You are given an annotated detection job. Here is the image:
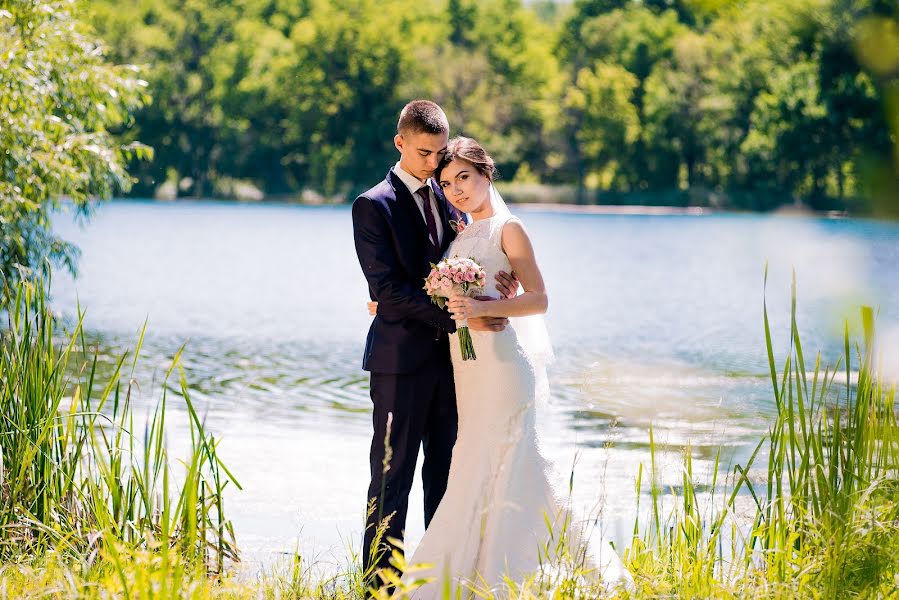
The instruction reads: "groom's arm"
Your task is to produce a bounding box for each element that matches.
[352,196,457,332]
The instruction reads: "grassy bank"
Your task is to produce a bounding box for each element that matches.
[1,273,896,598]
[0,277,240,577]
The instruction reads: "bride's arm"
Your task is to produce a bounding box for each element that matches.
[447,220,547,320]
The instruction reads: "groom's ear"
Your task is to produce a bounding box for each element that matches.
[394,134,404,154]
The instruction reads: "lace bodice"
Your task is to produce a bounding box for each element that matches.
[444,214,517,300]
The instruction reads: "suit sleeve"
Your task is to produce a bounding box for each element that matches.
[352,196,456,333]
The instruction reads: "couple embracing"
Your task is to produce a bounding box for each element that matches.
[352,101,631,597]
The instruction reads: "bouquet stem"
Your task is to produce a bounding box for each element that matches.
[457,326,476,361]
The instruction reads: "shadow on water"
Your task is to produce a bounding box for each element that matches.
[66,320,779,461]
[61,328,373,425]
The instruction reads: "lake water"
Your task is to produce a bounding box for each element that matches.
[49,200,899,574]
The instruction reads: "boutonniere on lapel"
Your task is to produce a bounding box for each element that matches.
[449,219,467,234]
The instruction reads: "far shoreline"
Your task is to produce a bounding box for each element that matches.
[514,203,852,218]
[513,203,711,216]
[98,196,854,219]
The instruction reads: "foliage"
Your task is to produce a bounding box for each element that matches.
[78,0,898,212]
[0,0,150,285]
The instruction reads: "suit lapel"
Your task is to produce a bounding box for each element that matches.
[387,169,448,264]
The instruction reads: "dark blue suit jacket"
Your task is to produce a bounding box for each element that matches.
[352,169,464,374]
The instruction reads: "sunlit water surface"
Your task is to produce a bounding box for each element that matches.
[49,201,899,574]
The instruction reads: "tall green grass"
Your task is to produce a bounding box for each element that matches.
[625,271,899,598]
[1,271,896,599]
[0,276,240,574]
[752,271,899,595]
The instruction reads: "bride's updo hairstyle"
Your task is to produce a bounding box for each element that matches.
[435,136,498,183]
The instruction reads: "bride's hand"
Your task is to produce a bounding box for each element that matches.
[461,295,508,331]
[447,295,486,321]
[367,301,378,316]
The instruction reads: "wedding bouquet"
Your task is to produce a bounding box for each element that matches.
[424,256,487,360]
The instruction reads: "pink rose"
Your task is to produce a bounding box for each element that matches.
[465,271,475,282]
[453,272,464,283]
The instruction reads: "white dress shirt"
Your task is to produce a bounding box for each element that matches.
[393,162,444,246]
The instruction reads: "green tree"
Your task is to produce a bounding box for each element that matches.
[563,63,640,200]
[852,2,899,214]
[557,0,629,69]
[643,31,717,192]
[558,5,686,192]
[91,0,411,198]
[731,0,893,209]
[77,0,896,213]
[89,0,241,198]
[0,0,150,286]
[698,2,788,199]
[816,0,897,210]
[273,0,410,196]
[411,0,560,183]
[741,61,830,206]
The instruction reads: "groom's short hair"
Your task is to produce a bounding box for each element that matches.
[397,100,449,136]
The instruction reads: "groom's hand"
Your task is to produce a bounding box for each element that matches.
[468,295,508,332]
[495,271,519,299]
[367,301,378,316]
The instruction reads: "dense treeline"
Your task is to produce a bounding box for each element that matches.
[89,0,898,211]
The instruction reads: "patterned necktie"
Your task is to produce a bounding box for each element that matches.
[416,185,440,249]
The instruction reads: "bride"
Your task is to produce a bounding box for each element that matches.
[372,137,632,597]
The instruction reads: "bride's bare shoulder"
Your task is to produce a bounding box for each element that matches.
[499,217,534,254]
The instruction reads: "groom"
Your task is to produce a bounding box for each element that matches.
[351,100,513,582]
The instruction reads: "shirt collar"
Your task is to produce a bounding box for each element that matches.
[393,162,431,197]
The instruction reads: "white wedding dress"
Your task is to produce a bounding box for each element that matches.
[405,212,632,598]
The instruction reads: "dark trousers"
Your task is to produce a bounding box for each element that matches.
[362,345,457,581]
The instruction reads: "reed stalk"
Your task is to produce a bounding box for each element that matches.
[0,276,240,573]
